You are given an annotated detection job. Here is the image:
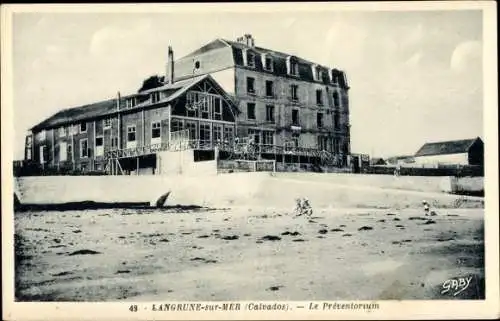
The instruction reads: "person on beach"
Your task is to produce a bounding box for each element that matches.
[423,200,430,216]
[294,197,313,218]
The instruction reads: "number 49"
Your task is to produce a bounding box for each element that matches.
[129,305,138,312]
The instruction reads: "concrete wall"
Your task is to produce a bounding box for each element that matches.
[414,153,469,165]
[16,173,268,207]
[15,172,483,210]
[156,150,217,176]
[274,172,453,193]
[450,176,484,193]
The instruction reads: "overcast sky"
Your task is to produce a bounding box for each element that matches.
[11,7,484,159]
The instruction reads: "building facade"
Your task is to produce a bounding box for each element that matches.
[25,71,238,174]
[173,34,351,165]
[24,35,353,173]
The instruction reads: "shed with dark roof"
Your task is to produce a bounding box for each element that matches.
[414,137,483,166]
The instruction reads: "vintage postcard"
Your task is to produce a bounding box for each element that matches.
[2,1,499,320]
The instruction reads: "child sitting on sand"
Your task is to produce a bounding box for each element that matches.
[294,197,313,218]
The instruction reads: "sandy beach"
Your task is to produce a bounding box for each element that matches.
[15,199,484,301]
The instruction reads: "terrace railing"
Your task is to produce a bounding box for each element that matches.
[104,139,337,163]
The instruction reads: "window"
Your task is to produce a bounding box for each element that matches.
[331,74,339,85]
[185,122,197,140]
[213,124,223,142]
[80,139,88,158]
[200,123,211,142]
[247,51,255,68]
[59,142,67,162]
[127,125,136,142]
[103,118,112,129]
[316,89,324,106]
[111,137,118,149]
[290,61,299,76]
[266,105,275,123]
[151,121,161,139]
[38,130,46,141]
[171,119,184,133]
[125,97,136,108]
[317,112,324,128]
[265,80,274,97]
[317,69,323,81]
[39,146,46,164]
[80,122,87,133]
[334,113,340,130]
[213,98,222,120]
[263,131,274,145]
[247,77,255,94]
[224,126,234,143]
[58,127,66,137]
[151,92,161,103]
[290,84,299,101]
[318,136,328,151]
[334,139,340,154]
[332,92,340,108]
[264,56,273,71]
[95,136,104,157]
[67,144,72,156]
[248,129,260,144]
[200,97,210,119]
[247,103,256,120]
[292,109,300,126]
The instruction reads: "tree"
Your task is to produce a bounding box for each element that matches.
[138,75,165,93]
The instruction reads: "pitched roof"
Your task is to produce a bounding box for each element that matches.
[414,138,481,157]
[31,74,235,131]
[181,39,229,59]
[31,99,117,131]
[178,38,349,87]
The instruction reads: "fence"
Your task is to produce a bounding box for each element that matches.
[365,164,484,177]
[218,159,276,173]
[13,161,106,177]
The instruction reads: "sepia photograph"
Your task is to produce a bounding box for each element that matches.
[2,2,498,320]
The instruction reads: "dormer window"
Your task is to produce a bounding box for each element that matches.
[246,51,256,68]
[286,56,299,76]
[290,60,299,76]
[262,54,274,71]
[312,65,324,82]
[317,69,323,82]
[151,91,161,103]
[125,97,136,108]
[330,69,339,85]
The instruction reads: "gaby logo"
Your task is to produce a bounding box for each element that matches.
[441,276,473,296]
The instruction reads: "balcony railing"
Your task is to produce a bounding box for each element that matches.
[104,140,341,161]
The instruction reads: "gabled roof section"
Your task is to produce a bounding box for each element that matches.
[31,99,117,131]
[180,39,231,59]
[31,74,238,131]
[414,138,481,157]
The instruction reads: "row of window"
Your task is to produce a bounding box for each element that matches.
[171,119,235,142]
[246,77,342,107]
[246,103,342,129]
[243,51,343,85]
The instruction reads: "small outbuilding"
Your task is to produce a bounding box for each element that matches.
[414,137,483,166]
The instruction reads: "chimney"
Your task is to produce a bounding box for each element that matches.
[167,46,174,84]
[116,91,121,110]
[237,34,255,47]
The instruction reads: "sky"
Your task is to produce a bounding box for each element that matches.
[10,7,484,159]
